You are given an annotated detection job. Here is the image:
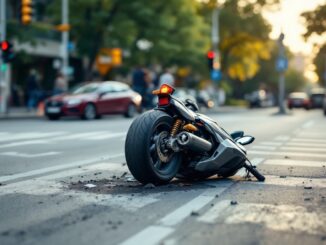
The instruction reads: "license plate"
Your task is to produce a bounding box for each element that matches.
[46,107,60,113]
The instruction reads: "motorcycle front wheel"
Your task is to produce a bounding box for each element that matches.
[125,110,181,185]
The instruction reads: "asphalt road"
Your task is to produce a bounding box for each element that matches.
[0,107,325,245]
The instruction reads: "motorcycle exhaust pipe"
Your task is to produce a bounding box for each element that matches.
[177,132,212,152]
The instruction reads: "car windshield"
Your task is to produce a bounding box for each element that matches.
[71,83,99,94]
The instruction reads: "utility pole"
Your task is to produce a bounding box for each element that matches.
[277,33,287,115]
[0,0,7,114]
[61,0,69,82]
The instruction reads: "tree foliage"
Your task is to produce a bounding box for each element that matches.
[301,3,326,85]
[302,4,326,39]
[200,0,276,81]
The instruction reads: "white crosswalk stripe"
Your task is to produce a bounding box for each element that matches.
[0,131,127,149]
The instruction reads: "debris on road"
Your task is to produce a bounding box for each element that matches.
[84,183,97,188]
[190,211,199,216]
[230,200,238,205]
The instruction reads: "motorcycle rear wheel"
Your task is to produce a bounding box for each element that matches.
[125,110,181,185]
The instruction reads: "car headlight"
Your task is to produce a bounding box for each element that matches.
[66,99,82,106]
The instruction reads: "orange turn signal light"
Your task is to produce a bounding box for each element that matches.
[152,84,175,95]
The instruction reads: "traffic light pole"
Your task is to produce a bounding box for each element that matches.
[61,0,69,83]
[0,0,8,114]
[277,33,286,115]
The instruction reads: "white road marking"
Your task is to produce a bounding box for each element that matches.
[121,182,233,245]
[0,132,66,142]
[120,226,174,245]
[260,142,283,146]
[197,199,230,223]
[51,132,109,141]
[280,146,326,153]
[0,151,61,158]
[251,145,276,151]
[0,153,124,183]
[263,159,326,168]
[274,136,290,141]
[285,142,326,148]
[224,202,326,235]
[0,139,51,149]
[291,138,326,144]
[301,120,315,129]
[249,150,326,159]
[87,132,126,140]
[255,175,326,188]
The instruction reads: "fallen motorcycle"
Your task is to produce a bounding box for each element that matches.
[125,84,265,184]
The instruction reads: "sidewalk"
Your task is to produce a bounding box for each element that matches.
[0,107,43,120]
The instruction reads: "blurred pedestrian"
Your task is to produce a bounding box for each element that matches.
[26,69,41,111]
[132,66,147,110]
[159,68,175,87]
[53,73,68,95]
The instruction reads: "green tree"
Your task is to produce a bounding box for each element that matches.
[302,4,326,38]
[47,0,210,78]
[301,3,326,85]
[199,0,278,81]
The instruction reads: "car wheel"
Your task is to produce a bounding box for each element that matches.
[124,104,136,118]
[82,103,97,120]
[47,114,60,120]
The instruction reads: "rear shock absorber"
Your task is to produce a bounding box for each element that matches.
[170,119,182,137]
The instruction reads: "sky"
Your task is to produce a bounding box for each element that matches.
[263,0,326,82]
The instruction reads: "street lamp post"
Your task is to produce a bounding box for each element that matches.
[61,0,69,82]
[277,33,287,114]
[0,0,7,114]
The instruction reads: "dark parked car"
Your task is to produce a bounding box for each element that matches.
[246,90,275,108]
[45,81,142,120]
[287,92,310,110]
[309,88,325,108]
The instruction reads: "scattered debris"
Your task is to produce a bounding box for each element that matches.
[230,200,238,205]
[190,211,199,216]
[144,183,155,189]
[84,183,97,188]
[304,186,313,190]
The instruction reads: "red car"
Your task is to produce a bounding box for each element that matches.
[287,92,310,110]
[45,81,142,120]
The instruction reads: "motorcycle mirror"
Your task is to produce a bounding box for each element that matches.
[236,136,255,145]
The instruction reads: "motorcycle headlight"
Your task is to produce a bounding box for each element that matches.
[66,99,82,106]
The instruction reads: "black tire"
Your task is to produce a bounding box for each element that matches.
[47,114,60,120]
[82,103,97,120]
[125,110,181,185]
[124,103,136,118]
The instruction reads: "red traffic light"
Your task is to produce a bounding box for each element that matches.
[1,41,9,51]
[207,51,215,59]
